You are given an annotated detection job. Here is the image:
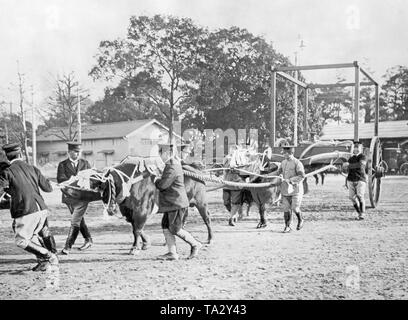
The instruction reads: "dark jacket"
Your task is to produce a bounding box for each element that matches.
[0,159,52,219]
[347,154,367,182]
[57,158,91,204]
[155,158,189,212]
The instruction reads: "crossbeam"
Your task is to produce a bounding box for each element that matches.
[274,62,355,72]
[308,81,374,89]
[276,71,307,88]
[360,67,378,86]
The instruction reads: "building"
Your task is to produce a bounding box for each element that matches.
[320,120,408,172]
[36,119,181,169]
[320,120,408,145]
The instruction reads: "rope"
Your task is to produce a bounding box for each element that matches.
[0,192,10,202]
[183,169,282,188]
[234,168,280,179]
[184,163,339,189]
[304,164,338,178]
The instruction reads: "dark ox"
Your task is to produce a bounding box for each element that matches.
[81,160,213,255]
[220,153,281,228]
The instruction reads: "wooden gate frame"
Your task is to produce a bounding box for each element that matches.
[269,61,380,147]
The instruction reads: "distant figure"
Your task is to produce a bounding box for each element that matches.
[277,143,305,233]
[342,140,367,220]
[0,143,58,272]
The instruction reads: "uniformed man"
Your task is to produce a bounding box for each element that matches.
[342,141,367,220]
[148,143,202,260]
[0,143,58,271]
[57,142,93,254]
[222,170,245,227]
[277,144,305,233]
[221,147,247,226]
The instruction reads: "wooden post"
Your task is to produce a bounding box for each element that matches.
[294,71,298,146]
[4,122,9,144]
[354,63,360,142]
[374,84,379,136]
[31,86,36,166]
[270,71,276,147]
[77,86,81,143]
[303,88,309,141]
[275,62,355,72]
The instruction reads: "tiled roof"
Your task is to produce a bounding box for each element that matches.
[37,119,155,142]
[321,120,408,140]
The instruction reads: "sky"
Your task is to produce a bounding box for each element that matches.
[0,0,407,115]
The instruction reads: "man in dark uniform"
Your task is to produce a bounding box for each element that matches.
[148,143,202,260]
[0,160,10,209]
[343,141,367,220]
[57,142,93,254]
[0,143,58,271]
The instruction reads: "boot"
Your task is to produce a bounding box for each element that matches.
[353,203,361,214]
[24,242,57,271]
[358,198,365,220]
[256,207,267,229]
[61,226,80,255]
[238,205,244,221]
[42,236,58,254]
[295,211,304,230]
[176,229,202,259]
[158,229,179,260]
[353,203,363,220]
[283,211,292,233]
[228,204,240,226]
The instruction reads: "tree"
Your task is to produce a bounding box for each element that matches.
[380,66,408,120]
[15,61,31,162]
[43,72,91,141]
[0,111,32,150]
[187,26,297,146]
[90,15,207,141]
[86,72,167,124]
[313,77,353,126]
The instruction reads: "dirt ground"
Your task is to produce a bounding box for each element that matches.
[0,175,407,300]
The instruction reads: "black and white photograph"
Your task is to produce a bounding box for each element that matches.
[0,0,407,303]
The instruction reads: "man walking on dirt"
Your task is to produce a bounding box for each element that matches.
[277,144,305,233]
[148,143,202,261]
[342,141,367,220]
[0,143,58,271]
[221,147,247,227]
[57,142,93,254]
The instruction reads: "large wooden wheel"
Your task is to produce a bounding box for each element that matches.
[366,136,385,208]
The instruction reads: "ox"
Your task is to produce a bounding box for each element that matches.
[70,158,213,255]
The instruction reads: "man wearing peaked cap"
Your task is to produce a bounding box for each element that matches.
[57,141,93,254]
[148,141,202,260]
[2,142,21,156]
[277,142,306,233]
[0,142,59,272]
[67,141,81,151]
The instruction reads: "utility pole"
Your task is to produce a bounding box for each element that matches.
[31,86,36,166]
[17,60,30,163]
[293,35,306,146]
[77,84,81,143]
